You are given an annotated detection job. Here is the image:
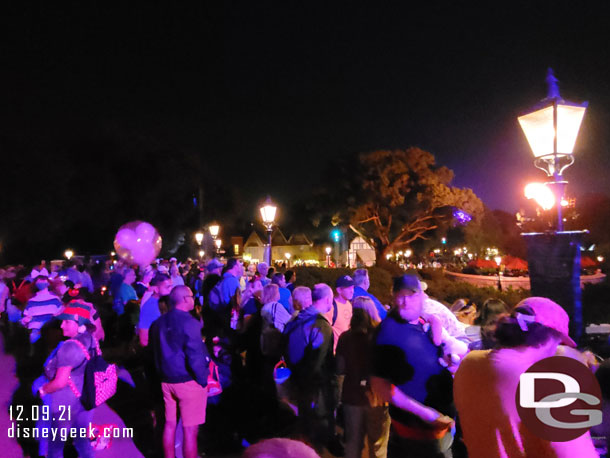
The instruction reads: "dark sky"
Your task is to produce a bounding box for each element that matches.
[3,2,610,213]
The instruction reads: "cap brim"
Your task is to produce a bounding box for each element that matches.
[561,333,577,348]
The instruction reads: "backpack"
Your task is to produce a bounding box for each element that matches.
[208,282,224,311]
[67,336,118,410]
[207,360,223,397]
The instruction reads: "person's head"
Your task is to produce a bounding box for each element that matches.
[285,270,295,284]
[226,258,243,277]
[353,269,370,290]
[142,267,155,285]
[267,267,275,278]
[32,268,50,291]
[206,258,224,276]
[292,286,312,311]
[335,275,355,302]
[392,274,425,323]
[249,279,264,299]
[312,283,333,314]
[151,273,173,297]
[257,262,269,277]
[169,285,195,312]
[262,284,280,304]
[494,297,575,354]
[123,268,136,285]
[272,273,286,288]
[478,298,510,327]
[169,264,179,276]
[450,298,477,325]
[56,303,92,337]
[242,438,319,458]
[351,296,381,332]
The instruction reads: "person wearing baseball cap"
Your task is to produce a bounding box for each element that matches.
[322,275,355,353]
[370,274,455,457]
[454,297,598,458]
[38,302,97,458]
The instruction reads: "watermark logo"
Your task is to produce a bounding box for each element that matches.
[516,356,602,441]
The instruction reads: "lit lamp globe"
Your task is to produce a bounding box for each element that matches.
[209,223,220,239]
[494,256,502,267]
[64,249,74,260]
[285,253,291,260]
[198,250,205,258]
[195,232,204,245]
[325,246,332,255]
[215,239,222,250]
[524,182,556,211]
[260,197,277,229]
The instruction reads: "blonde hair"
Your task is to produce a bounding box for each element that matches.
[352,296,381,328]
[262,284,280,304]
[292,286,312,311]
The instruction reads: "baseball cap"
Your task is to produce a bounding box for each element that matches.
[393,274,423,293]
[206,258,224,272]
[335,275,354,288]
[515,297,576,347]
[55,303,93,327]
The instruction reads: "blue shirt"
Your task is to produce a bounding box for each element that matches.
[278,287,292,313]
[139,296,161,330]
[352,286,387,320]
[149,308,210,387]
[373,312,453,428]
[220,272,240,305]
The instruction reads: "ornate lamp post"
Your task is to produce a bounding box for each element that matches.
[518,68,587,231]
[519,69,588,343]
[260,196,277,266]
[325,246,332,267]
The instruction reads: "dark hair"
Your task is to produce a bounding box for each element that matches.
[271,273,284,285]
[494,305,563,349]
[151,273,171,286]
[350,305,376,333]
[285,270,294,283]
[267,267,275,278]
[477,298,509,327]
[226,258,239,271]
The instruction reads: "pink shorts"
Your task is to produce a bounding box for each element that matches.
[162,381,208,426]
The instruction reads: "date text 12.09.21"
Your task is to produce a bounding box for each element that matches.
[9,405,71,422]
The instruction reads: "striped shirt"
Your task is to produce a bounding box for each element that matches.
[23,291,62,331]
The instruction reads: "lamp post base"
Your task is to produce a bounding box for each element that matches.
[522,230,587,344]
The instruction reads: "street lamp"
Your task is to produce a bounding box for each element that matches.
[215,239,222,251]
[518,68,587,231]
[195,232,204,246]
[209,223,220,239]
[64,249,74,260]
[325,246,332,267]
[260,196,277,266]
[285,252,291,267]
[199,250,205,258]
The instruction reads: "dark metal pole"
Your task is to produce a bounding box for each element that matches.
[553,100,564,231]
[267,229,273,266]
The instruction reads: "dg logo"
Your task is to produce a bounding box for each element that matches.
[516,356,602,441]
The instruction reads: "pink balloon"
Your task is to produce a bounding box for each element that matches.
[113,221,162,266]
[116,228,136,250]
[135,222,155,244]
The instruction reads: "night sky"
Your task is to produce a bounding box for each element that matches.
[3,2,610,215]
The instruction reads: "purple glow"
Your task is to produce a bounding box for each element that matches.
[453,209,472,224]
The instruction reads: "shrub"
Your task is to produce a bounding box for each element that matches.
[293,266,393,305]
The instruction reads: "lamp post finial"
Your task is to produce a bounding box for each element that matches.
[546,68,561,100]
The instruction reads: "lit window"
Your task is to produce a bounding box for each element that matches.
[234,244,239,255]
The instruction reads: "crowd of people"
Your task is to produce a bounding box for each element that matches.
[0,256,607,458]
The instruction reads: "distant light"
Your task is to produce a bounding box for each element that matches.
[331,229,341,242]
[110,251,116,256]
[597,256,605,263]
[198,250,205,258]
[433,249,441,254]
[386,253,392,260]
[494,256,502,266]
[209,224,220,238]
[285,253,291,260]
[468,253,473,259]
[195,232,204,245]
[453,209,472,224]
[405,249,412,257]
[64,249,74,260]
[560,199,569,207]
[441,237,447,245]
[524,182,555,210]
[215,239,222,249]
[325,246,332,255]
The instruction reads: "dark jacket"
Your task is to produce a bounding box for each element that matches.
[283,306,334,392]
[150,308,210,387]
